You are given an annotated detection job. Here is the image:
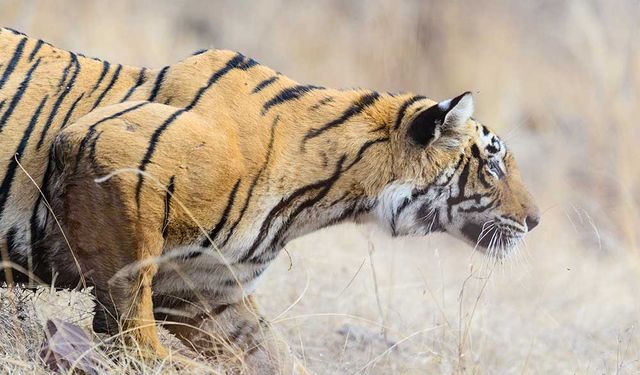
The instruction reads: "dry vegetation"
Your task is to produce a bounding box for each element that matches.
[1,0,639,374]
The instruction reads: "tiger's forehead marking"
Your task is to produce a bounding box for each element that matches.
[476,123,506,159]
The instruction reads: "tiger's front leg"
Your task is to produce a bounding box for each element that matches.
[155,293,308,374]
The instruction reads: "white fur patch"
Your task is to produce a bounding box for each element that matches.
[153,243,266,305]
[437,98,452,110]
[375,182,413,224]
[443,93,474,128]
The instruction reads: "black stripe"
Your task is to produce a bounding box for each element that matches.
[120,67,147,102]
[153,290,198,312]
[304,92,381,143]
[148,66,169,102]
[446,159,473,221]
[222,265,267,286]
[0,37,27,90]
[76,101,150,165]
[393,95,426,130]
[36,54,81,150]
[60,92,84,129]
[0,95,48,221]
[395,181,444,221]
[449,191,483,208]
[28,39,44,62]
[6,227,18,253]
[240,155,346,263]
[501,214,520,224]
[470,144,482,159]
[149,66,169,102]
[261,84,321,115]
[435,153,465,187]
[471,144,492,188]
[134,108,187,207]
[309,96,335,111]
[200,179,242,247]
[3,226,24,283]
[56,55,75,92]
[179,249,204,260]
[330,198,371,226]
[192,49,208,56]
[185,53,246,111]
[86,131,103,172]
[91,64,122,109]
[459,196,498,213]
[265,156,347,253]
[455,160,471,198]
[211,304,230,315]
[89,60,110,95]
[491,198,501,210]
[226,322,248,343]
[390,197,410,235]
[29,147,57,284]
[162,176,176,239]
[447,192,484,223]
[0,99,5,113]
[236,56,259,70]
[219,116,280,247]
[0,57,42,133]
[252,76,279,94]
[5,28,26,36]
[344,137,389,171]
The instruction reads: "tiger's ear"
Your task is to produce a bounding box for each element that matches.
[407,92,474,146]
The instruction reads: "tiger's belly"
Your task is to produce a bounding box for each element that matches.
[151,244,269,320]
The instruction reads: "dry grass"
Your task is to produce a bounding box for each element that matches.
[1,0,639,374]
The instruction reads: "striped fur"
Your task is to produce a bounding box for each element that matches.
[0,28,538,370]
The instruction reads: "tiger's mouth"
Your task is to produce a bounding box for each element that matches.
[461,221,524,256]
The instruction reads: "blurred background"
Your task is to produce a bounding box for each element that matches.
[1,1,639,374]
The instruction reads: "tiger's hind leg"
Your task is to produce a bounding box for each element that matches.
[91,231,168,358]
[65,192,168,358]
[51,139,169,359]
[155,293,309,374]
[48,101,214,359]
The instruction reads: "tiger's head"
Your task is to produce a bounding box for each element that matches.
[377,92,539,258]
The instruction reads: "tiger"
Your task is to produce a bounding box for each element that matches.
[0,27,539,373]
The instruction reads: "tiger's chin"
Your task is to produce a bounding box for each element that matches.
[459,221,524,259]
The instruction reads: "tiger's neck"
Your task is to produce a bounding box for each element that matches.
[218,82,402,260]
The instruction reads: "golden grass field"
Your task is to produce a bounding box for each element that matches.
[1,0,639,374]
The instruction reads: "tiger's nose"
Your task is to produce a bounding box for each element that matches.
[525,213,540,231]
